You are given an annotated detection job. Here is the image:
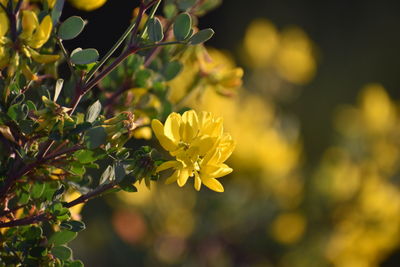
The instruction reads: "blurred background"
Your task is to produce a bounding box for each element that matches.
[63,0,400,266]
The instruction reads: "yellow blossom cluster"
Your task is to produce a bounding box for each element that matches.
[0,1,59,80]
[243,18,316,85]
[168,46,244,104]
[316,84,400,267]
[152,110,235,192]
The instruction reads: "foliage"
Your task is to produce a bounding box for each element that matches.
[0,0,236,265]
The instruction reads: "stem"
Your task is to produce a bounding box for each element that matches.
[0,182,117,228]
[64,182,116,208]
[0,145,82,200]
[82,47,138,95]
[84,21,140,83]
[0,213,48,228]
[138,0,162,40]
[103,81,132,108]
[129,2,146,45]
[141,41,185,50]
[56,38,76,77]
[85,0,160,84]
[43,144,82,160]
[144,19,174,67]
[0,203,29,217]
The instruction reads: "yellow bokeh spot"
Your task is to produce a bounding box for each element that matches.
[359,83,396,133]
[275,27,316,84]
[243,19,279,68]
[270,212,306,244]
[117,181,155,206]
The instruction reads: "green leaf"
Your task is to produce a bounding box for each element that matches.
[49,202,70,216]
[68,122,92,136]
[51,245,72,260]
[135,69,152,87]
[30,247,47,258]
[51,0,65,24]
[119,182,137,192]
[100,165,115,185]
[164,61,183,81]
[43,181,60,201]
[58,16,85,40]
[7,104,26,121]
[86,100,102,123]
[60,220,86,232]
[173,13,192,41]
[31,183,45,199]
[25,226,43,240]
[54,79,64,102]
[71,48,99,65]
[114,162,127,183]
[71,47,82,57]
[188,28,215,45]
[85,127,107,149]
[178,0,197,11]
[163,3,177,19]
[74,150,97,164]
[52,184,65,201]
[148,17,164,42]
[49,230,77,246]
[70,162,86,176]
[26,100,37,111]
[18,192,30,205]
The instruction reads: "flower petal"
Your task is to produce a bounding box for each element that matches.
[164,112,181,143]
[177,168,190,187]
[194,171,202,191]
[151,119,178,152]
[156,160,179,172]
[202,164,233,178]
[165,170,180,184]
[202,177,224,192]
[180,110,199,142]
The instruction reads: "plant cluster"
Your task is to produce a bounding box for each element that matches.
[0,0,238,265]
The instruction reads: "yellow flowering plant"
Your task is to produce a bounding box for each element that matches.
[152,110,235,192]
[0,0,233,265]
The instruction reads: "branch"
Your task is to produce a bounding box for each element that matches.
[64,182,116,208]
[0,145,83,200]
[0,182,117,228]
[0,213,49,228]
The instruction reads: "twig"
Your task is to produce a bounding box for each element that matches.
[56,37,76,77]
[0,182,117,228]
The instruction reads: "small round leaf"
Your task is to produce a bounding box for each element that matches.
[148,17,164,42]
[49,230,77,246]
[188,28,215,45]
[58,16,85,40]
[51,245,72,260]
[71,48,99,65]
[164,61,183,81]
[173,13,192,41]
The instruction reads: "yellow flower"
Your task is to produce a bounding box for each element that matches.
[152,110,235,192]
[34,96,73,133]
[0,6,10,69]
[20,10,52,49]
[198,48,244,95]
[0,9,59,74]
[68,0,107,11]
